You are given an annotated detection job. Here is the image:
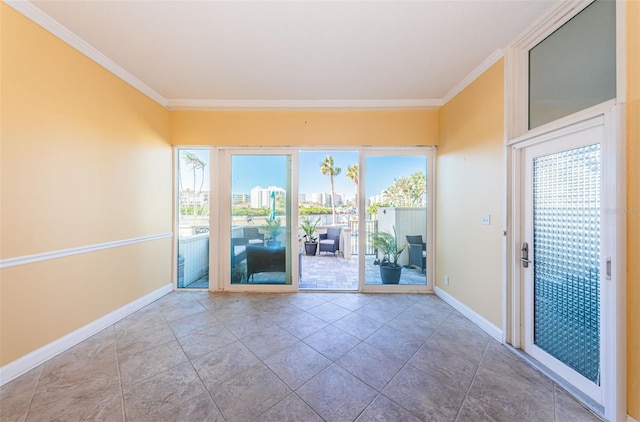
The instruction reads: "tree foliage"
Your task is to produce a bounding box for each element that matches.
[346,164,359,214]
[320,155,342,224]
[382,171,426,207]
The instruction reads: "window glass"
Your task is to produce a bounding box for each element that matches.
[529,0,616,129]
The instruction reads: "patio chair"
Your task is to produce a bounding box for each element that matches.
[246,245,286,282]
[406,235,426,273]
[243,227,265,245]
[319,227,341,255]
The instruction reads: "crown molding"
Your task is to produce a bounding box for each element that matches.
[441,49,505,105]
[5,0,498,112]
[166,98,443,111]
[4,0,169,108]
[509,0,593,50]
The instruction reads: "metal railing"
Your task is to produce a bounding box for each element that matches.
[349,220,378,255]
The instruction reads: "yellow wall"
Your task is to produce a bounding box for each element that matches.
[1,2,637,416]
[435,60,505,327]
[171,109,438,146]
[627,1,640,417]
[0,4,172,365]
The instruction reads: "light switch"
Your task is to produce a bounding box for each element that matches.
[482,214,491,225]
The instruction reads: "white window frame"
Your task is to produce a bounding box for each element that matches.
[173,146,435,293]
[358,147,435,294]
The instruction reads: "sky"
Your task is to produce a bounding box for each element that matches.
[178,149,427,198]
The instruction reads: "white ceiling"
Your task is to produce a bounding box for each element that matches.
[20,0,555,109]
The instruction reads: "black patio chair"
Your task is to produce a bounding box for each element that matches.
[406,235,426,273]
[319,227,341,255]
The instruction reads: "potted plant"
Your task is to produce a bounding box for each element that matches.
[372,226,407,284]
[231,264,246,283]
[261,217,283,247]
[301,217,320,256]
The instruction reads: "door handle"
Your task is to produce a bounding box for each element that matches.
[521,242,531,268]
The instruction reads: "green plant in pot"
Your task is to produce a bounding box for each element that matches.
[261,217,283,247]
[372,226,407,284]
[231,264,246,283]
[301,217,320,256]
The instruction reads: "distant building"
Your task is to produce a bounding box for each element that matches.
[250,186,285,208]
[367,194,383,206]
[180,189,209,207]
[232,193,249,205]
[311,192,326,206]
[311,192,345,207]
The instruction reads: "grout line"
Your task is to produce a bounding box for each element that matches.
[112,326,128,422]
[21,363,43,422]
[453,339,492,422]
[159,295,226,421]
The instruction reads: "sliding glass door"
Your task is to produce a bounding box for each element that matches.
[298,151,359,290]
[227,153,293,287]
[362,151,431,291]
[178,147,433,292]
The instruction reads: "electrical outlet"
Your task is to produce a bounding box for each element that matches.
[444,275,449,285]
[482,214,491,225]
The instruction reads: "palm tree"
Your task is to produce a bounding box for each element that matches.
[320,155,342,225]
[346,164,358,219]
[183,152,206,217]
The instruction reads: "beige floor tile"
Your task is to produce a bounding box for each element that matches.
[5,291,602,422]
[333,312,384,340]
[297,365,377,422]
[337,342,406,391]
[240,325,299,360]
[356,395,422,422]
[177,325,236,359]
[0,366,42,422]
[263,342,331,389]
[255,393,323,422]
[408,340,483,390]
[554,386,602,422]
[123,362,206,421]
[382,365,466,421]
[303,325,361,361]
[211,363,290,422]
[364,325,425,361]
[118,339,189,386]
[191,341,260,390]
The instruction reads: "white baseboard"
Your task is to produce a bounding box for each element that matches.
[434,286,503,342]
[0,283,172,386]
[628,415,639,422]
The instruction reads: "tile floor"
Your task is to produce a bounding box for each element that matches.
[0,291,602,421]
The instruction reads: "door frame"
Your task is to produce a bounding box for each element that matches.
[503,1,627,419]
[506,105,626,419]
[358,147,435,293]
[218,147,299,293]
[521,115,605,403]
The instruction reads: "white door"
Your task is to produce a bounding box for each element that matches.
[520,118,606,404]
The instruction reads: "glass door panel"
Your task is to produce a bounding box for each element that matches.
[364,154,428,286]
[230,154,291,285]
[298,151,359,290]
[522,121,604,402]
[177,149,210,289]
[532,144,601,383]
